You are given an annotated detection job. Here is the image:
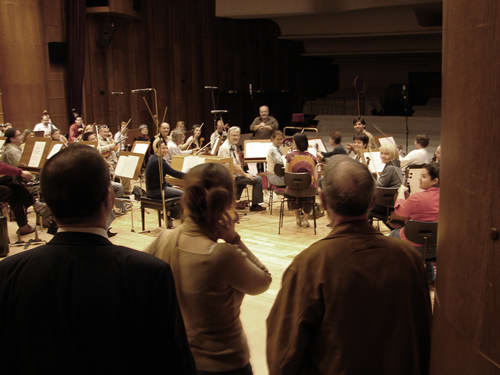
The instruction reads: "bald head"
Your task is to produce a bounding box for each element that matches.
[323,155,375,216]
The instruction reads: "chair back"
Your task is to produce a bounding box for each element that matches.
[274,163,285,177]
[374,187,398,208]
[404,220,438,260]
[284,172,316,198]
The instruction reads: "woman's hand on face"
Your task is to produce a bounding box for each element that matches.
[217,211,240,243]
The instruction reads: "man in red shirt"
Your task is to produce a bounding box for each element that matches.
[68,116,84,143]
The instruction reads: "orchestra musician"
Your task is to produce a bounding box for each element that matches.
[50,129,69,148]
[348,134,370,164]
[318,130,347,161]
[266,130,286,187]
[433,144,441,164]
[250,105,278,140]
[113,121,129,153]
[2,128,23,166]
[33,113,57,136]
[68,116,84,143]
[167,130,195,164]
[210,119,227,155]
[134,124,153,162]
[152,122,171,153]
[145,141,184,201]
[285,133,318,227]
[184,124,203,150]
[401,134,434,169]
[376,143,403,188]
[347,117,378,152]
[218,126,265,212]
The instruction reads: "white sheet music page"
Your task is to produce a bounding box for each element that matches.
[245,141,272,159]
[132,143,149,154]
[378,137,396,146]
[115,155,139,179]
[28,141,46,168]
[364,151,385,173]
[181,156,206,173]
[47,143,63,159]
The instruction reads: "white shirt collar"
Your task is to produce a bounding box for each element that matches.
[58,226,108,239]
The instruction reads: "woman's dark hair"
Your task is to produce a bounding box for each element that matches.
[41,144,110,224]
[425,163,440,181]
[353,134,369,146]
[330,130,342,144]
[4,128,17,143]
[293,133,308,152]
[416,134,430,148]
[353,117,366,126]
[181,163,234,241]
[82,132,94,141]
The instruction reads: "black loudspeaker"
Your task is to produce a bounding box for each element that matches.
[48,42,67,64]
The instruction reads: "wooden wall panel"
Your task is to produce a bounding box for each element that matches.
[430,0,500,373]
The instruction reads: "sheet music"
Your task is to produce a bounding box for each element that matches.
[47,143,63,159]
[244,141,272,159]
[132,143,149,154]
[378,137,396,146]
[28,141,46,168]
[307,138,327,157]
[115,155,140,179]
[408,168,425,194]
[181,156,206,173]
[364,151,385,173]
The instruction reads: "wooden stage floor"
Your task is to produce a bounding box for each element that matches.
[2,194,391,375]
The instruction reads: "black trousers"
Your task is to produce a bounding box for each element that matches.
[0,177,34,227]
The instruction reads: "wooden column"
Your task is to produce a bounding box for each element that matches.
[431,0,500,373]
[0,0,49,130]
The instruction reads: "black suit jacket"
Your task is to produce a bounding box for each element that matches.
[0,232,196,375]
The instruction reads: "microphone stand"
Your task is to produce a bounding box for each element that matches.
[402,83,409,154]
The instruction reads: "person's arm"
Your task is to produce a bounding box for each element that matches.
[394,193,419,219]
[250,117,261,132]
[162,159,185,180]
[269,117,279,130]
[221,242,271,295]
[377,165,394,187]
[400,150,417,169]
[0,162,23,176]
[266,263,322,375]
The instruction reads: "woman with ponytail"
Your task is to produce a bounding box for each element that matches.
[147,163,271,375]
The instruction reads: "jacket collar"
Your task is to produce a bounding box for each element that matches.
[325,219,383,240]
[48,231,113,246]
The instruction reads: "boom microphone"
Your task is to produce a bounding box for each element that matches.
[210,110,228,114]
[204,86,219,90]
[131,88,153,93]
[111,91,124,95]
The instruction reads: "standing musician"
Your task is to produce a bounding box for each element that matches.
[68,116,84,143]
[218,126,265,212]
[184,124,203,150]
[347,118,378,152]
[266,130,286,187]
[250,105,278,139]
[210,119,227,155]
[152,122,171,154]
[2,128,23,166]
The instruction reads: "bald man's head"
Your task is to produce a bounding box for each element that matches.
[323,155,375,217]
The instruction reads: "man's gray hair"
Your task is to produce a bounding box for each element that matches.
[171,129,184,140]
[228,126,241,135]
[323,155,375,216]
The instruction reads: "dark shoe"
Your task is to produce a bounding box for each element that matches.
[17,224,35,236]
[250,204,266,212]
[107,229,117,238]
[235,201,247,210]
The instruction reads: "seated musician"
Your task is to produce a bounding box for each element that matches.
[152,122,171,153]
[210,119,227,155]
[97,125,118,170]
[401,134,434,169]
[266,130,286,187]
[167,130,194,164]
[113,121,128,153]
[134,124,153,162]
[0,162,36,237]
[285,133,318,228]
[318,130,347,161]
[50,129,69,148]
[2,128,23,166]
[68,116,84,143]
[218,126,265,211]
[348,134,369,164]
[82,132,96,142]
[376,143,403,188]
[33,113,57,136]
[433,144,441,164]
[174,121,185,133]
[145,141,184,200]
[184,124,203,150]
[20,129,34,147]
[349,118,378,152]
[389,163,440,243]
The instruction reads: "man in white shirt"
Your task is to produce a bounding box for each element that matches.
[34,114,57,136]
[167,129,193,164]
[401,134,434,169]
[218,126,265,211]
[209,119,227,155]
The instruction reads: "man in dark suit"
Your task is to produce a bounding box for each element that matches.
[0,144,196,374]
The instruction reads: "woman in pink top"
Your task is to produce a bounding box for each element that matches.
[147,163,271,375]
[390,163,440,242]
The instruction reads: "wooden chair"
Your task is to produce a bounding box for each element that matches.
[278,172,317,235]
[369,187,399,229]
[140,196,181,231]
[404,220,438,261]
